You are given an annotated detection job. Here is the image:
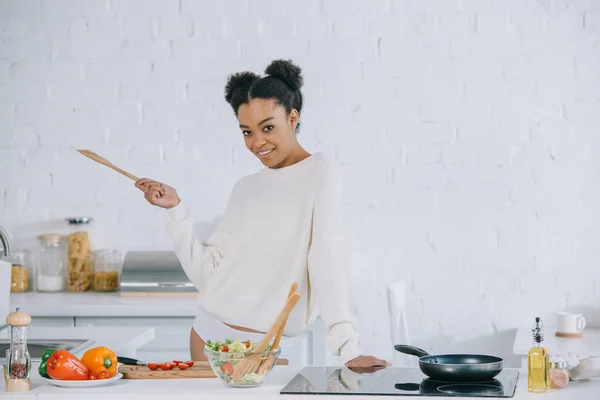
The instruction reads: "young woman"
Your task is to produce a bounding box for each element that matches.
[136,59,389,369]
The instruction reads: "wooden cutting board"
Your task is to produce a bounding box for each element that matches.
[119,363,216,379]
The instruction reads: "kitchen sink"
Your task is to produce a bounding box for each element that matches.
[0,339,95,361]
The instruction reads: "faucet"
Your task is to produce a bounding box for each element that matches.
[0,224,11,258]
[0,225,12,334]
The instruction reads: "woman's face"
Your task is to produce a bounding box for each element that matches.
[237,98,299,168]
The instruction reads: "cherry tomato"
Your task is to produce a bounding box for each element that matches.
[147,363,159,370]
[178,363,189,370]
[159,363,171,370]
[220,363,233,376]
[221,346,229,352]
[172,360,183,365]
[185,361,194,367]
[245,341,251,348]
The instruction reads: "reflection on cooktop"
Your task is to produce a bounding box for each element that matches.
[280,367,520,398]
[437,383,505,395]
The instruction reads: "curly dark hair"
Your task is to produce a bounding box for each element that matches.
[224,59,304,130]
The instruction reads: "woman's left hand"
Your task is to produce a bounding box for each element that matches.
[345,355,391,369]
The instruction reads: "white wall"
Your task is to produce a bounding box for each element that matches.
[1,0,599,365]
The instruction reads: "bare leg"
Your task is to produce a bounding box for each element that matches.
[190,327,208,362]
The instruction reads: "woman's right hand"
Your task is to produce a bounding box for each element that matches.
[135,178,181,209]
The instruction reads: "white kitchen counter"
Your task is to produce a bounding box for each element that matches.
[3,366,599,399]
[9,292,199,317]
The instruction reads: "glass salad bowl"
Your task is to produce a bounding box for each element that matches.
[204,339,281,387]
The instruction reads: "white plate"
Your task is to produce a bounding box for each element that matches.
[42,373,123,388]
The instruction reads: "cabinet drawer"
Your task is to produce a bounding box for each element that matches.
[75,317,193,351]
[136,350,191,363]
[30,317,75,327]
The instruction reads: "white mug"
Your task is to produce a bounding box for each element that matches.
[557,311,586,334]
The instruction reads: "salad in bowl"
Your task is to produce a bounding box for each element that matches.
[204,339,281,387]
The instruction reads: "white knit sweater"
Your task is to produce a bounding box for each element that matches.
[165,152,362,363]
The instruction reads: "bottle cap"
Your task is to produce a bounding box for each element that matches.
[532,317,544,343]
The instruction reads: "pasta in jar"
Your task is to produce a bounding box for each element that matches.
[91,249,123,292]
[8,251,30,292]
[66,231,92,292]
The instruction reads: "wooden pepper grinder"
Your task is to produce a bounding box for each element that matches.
[3,307,32,392]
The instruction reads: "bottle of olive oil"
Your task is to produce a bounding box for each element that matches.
[528,317,550,392]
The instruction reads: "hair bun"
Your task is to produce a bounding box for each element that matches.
[224,72,260,104]
[265,59,303,91]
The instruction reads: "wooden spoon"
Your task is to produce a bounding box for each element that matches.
[230,292,300,382]
[77,149,139,181]
[257,282,298,375]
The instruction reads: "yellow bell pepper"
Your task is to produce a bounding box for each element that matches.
[81,346,118,380]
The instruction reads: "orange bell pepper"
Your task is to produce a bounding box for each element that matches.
[46,350,89,380]
[81,346,118,380]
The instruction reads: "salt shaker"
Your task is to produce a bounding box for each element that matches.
[3,307,32,392]
[549,359,569,389]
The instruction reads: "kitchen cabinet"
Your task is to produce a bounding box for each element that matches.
[75,317,193,362]
[10,292,328,365]
[311,318,343,366]
[29,317,75,328]
[76,316,320,365]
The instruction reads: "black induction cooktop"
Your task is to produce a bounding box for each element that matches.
[280,367,520,397]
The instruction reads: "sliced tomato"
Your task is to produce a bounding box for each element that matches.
[220,363,233,376]
[177,363,189,370]
[185,361,194,367]
[220,346,229,352]
[147,363,159,370]
[159,363,171,370]
[172,360,183,365]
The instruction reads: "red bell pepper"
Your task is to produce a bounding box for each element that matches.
[46,350,89,380]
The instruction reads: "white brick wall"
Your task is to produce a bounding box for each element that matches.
[1,0,599,365]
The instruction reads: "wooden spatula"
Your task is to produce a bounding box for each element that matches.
[77,149,139,181]
[230,292,300,382]
[257,282,298,375]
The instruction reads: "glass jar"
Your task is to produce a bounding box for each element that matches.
[35,233,66,292]
[65,217,94,292]
[550,359,569,389]
[8,251,31,293]
[92,249,123,292]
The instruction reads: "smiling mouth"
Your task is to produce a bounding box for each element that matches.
[256,149,273,157]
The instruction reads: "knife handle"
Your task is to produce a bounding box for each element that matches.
[117,356,145,366]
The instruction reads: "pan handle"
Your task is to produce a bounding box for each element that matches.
[394,345,430,358]
[395,383,420,391]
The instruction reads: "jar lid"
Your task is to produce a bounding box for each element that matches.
[66,217,93,225]
[551,361,567,369]
[37,233,63,244]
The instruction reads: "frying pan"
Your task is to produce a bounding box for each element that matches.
[394,345,503,382]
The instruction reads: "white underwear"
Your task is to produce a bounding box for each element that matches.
[192,306,304,363]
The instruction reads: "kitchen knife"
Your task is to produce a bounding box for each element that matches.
[117,356,147,366]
